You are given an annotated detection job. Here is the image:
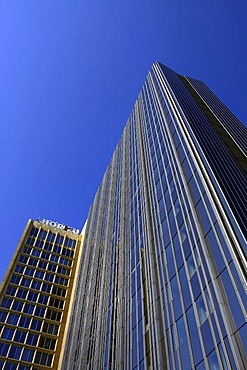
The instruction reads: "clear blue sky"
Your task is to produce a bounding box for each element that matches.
[0,0,246,281]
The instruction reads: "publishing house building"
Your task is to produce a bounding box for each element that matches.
[0,63,246,370]
[0,219,84,370]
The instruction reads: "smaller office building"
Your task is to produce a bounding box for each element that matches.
[0,219,83,370]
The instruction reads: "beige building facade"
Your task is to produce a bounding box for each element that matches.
[0,219,84,370]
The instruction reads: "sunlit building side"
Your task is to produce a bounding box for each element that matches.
[0,219,83,369]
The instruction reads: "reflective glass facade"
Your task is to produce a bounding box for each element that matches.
[0,220,82,370]
[62,63,246,369]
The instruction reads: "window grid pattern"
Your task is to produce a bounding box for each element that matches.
[0,225,79,369]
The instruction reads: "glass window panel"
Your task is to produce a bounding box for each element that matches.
[55,235,64,245]
[171,276,182,319]
[35,240,44,248]
[19,316,30,328]
[208,349,220,369]
[10,275,21,285]
[21,348,34,362]
[187,254,196,278]
[16,289,28,299]
[27,292,38,302]
[57,266,70,276]
[196,361,206,370]
[38,294,49,305]
[38,229,47,240]
[21,278,31,288]
[62,247,73,258]
[41,251,49,260]
[52,286,66,297]
[15,265,25,274]
[221,268,245,329]
[195,199,211,235]
[14,330,27,343]
[166,243,175,278]
[191,273,201,300]
[2,327,15,340]
[12,300,24,312]
[31,249,40,257]
[218,342,228,370]
[45,308,62,322]
[64,237,71,247]
[42,322,59,336]
[168,209,177,237]
[31,281,41,290]
[45,273,54,282]
[173,233,183,269]
[26,333,38,346]
[44,242,53,251]
[47,263,56,272]
[53,245,61,254]
[9,345,22,359]
[224,336,237,370]
[59,257,71,266]
[188,176,200,204]
[0,310,7,322]
[55,276,68,286]
[214,223,231,262]
[49,297,64,310]
[6,286,17,296]
[206,229,225,274]
[5,362,18,370]
[37,261,47,269]
[179,266,191,309]
[159,198,166,222]
[23,303,35,315]
[19,255,28,264]
[50,255,59,262]
[238,324,247,354]
[1,298,12,309]
[229,263,246,311]
[26,237,35,246]
[7,313,19,325]
[35,270,45,279]
[25,268,34,277]
[161,170,167,191]
[156,180,162,200]
[162,219,169,247]
[47,232,55,242]
[170,179,177,204]
[28,258,38,267]
[41,283,51,293]
[30,227,38,237]
[177,316,187,347]
[39,336,56,350]
[30,318,41,331]
[187,305,203,364]
[0,342,10,356]
[201,320,214,355]
[196,295,207,326]
[34,306,45,317]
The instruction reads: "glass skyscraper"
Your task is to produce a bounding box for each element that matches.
[62,63,246,370]
[0,63,246,370]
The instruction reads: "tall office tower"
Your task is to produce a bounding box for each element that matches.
[0,219,83,370]
[62,63,246,370]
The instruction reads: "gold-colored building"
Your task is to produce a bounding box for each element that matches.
[0,219,84,370]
